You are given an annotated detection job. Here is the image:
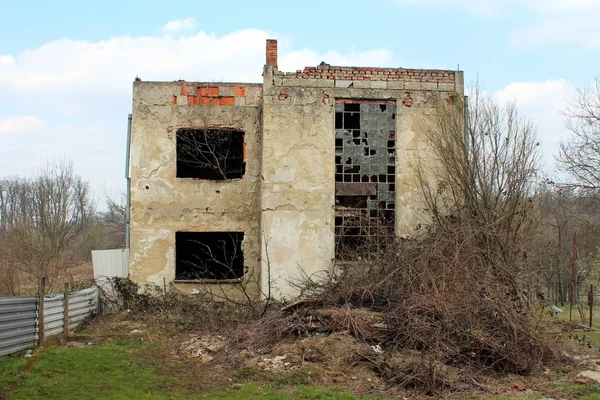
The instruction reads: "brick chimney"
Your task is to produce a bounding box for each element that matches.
[266,39,278,70]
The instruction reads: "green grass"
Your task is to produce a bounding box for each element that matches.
[3,341,187,400]
[580,394,600,400]
[0,355,26,389]
[0,342,370,400]
[203,382,364,399]
[540,301,600,325]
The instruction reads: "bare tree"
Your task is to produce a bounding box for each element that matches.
[416,86,541,282]
[530,183,600,305]
[100,191,126,249]
[557,77,600,192]
[0,161,95,293]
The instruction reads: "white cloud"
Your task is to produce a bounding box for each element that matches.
[0,29,398,119]
[0,30,396,102]
[0,29,271,118]
[511,12,600,50]
[0,26,396,197]
[495,79,575,171]
[394,0,600,49]
[0,55,15,66]
[0,116,45,135]
[496,79,570,104]
[162,18,197,34]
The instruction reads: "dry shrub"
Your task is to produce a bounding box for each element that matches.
[323,307,383,341]
[108,277,259,333]
[358,350,459,396]
[231,308,297,350]
[300,227,554,393]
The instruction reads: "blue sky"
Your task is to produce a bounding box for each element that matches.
[1,0,599,200]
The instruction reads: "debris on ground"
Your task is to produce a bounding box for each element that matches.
[175,334,227,363]
[511,383,527,392]
[65,342,86,348]
[258,355,289,371]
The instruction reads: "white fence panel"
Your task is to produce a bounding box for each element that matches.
[92,249,129,278]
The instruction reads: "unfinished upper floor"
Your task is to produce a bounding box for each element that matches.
[128,39,464,300]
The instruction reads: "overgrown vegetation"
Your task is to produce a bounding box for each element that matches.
[0,162,95,295]
[0,341,370,400]
[107,277,261,332]
[4,78,600,398]
[100,88,562,396]
[0,161,126,296]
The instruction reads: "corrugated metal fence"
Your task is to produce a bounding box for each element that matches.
[1,248,126,357]
[0,297,38,357]
[0,286,99,356]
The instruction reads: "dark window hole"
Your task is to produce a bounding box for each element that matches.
[336,196,367,209]
[176,128,245,180]
[175,232,244,281]
[335,112,343,129]
[344,113,360,130]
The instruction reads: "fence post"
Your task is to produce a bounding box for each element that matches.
[38,277,46,344]
[589,283,594,328]
[63,283,70,334]
[570,232,577,322]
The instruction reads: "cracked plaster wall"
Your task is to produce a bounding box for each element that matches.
[129,81,263,298]
[260,66,464,299]
[129,67,464,301]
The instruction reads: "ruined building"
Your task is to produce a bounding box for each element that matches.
[128,39,464,300]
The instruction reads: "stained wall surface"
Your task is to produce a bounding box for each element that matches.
[129,53,464,300]
[260,65,463,299]
[129,82,263,297]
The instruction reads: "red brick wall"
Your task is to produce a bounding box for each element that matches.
[177,85,247,106]
[278,66,456,83]
[266,39,278,69]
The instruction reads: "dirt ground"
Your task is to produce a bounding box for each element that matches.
[63,309,600,400]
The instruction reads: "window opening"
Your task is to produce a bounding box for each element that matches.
[176,128,245,179]
[334,102,396,259]
[175,232,244,281]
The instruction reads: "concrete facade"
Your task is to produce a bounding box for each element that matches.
[128,39,464,300]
